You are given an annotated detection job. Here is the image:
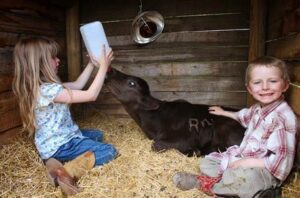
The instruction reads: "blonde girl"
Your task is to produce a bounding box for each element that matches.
[13,37,117,195]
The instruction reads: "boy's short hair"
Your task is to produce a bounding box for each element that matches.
[245,56,290,85]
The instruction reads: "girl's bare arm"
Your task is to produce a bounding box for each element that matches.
[55,46,113,103]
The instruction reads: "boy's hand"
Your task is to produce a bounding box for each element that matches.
[229,158,265,169]
[209,106,224,116]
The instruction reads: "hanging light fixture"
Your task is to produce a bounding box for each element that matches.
[131,0,164,44]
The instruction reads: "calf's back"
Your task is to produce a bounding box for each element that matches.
[106,68,245,156]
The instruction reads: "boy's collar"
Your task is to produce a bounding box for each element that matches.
[258,95,284,112]
[253,96,284,129]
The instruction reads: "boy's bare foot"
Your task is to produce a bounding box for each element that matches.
[173,172,200,190]
[45,158,80,196]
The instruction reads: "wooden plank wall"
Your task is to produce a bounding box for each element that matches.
[266,0,300,118]
[0,0,66,144]
[266,0,300,168]
[247,0,267,106]
[80,0,250,117]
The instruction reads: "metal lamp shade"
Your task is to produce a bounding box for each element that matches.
[131,11,164,44]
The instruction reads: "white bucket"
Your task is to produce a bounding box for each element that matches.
[80,21,110,59]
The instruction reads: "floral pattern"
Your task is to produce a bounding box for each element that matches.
[34,83,83,159]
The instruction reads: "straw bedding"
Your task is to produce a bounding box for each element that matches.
[0,109,299,198]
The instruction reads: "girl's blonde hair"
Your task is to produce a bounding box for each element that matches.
[245,56,290,85]
[13,37,61,135]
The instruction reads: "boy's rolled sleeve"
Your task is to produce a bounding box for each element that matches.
[264,125,296,181]
[236,106,255,128]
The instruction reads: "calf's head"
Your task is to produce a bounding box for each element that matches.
[106,68,160,111]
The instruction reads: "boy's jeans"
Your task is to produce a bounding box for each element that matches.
[52,129,117,166]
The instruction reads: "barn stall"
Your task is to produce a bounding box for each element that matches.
[0,0,300,197]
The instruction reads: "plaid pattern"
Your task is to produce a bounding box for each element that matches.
[207,97,297,181]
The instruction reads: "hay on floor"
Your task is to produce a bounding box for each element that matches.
[0,109,300,197]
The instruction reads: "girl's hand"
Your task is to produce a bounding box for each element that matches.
[90,45,114,69]
[209,106,225,116]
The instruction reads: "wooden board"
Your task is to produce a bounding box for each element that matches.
[247,0,267,106]
[0,109,22,133]
[267,0,284,33]
[81,0,249,23]
[97,91,246,106]
[282,8,300,36]
[0,91,18,114]
[100,14,249,36]
[287,61,300,83]
[107,30,249,47]
[111,61,247,77]
[0,73,13,92]
[267,19,283,41]
[248,0,266,61]
[0,48,13,73]
[267,0,300,40]
[266,34,300,60]
[287,83,300,116]
[0,126,21,145]
[98,76,245,92]
[66,0,81,81]
[0,0,64,21]
[96,76,245,94]
[113,46,248,63]
[0,32,66,51]
[0,10,64,36]
[141,76,245,91]
[0,32,20,47]
[90,102,244,118]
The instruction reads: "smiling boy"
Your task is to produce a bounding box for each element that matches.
[173,56,297,198]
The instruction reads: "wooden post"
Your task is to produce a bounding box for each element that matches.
[66,0,81,81]
[247,0,267,106]
[66,0,83,117]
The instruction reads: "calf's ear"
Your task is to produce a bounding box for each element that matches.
[139,96,160,110]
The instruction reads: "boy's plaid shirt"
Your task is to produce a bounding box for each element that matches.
[207,97,297,181]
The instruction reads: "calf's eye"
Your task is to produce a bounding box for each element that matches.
[128,81,136,87]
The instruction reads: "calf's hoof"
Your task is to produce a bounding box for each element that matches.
[151,141,168,152]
